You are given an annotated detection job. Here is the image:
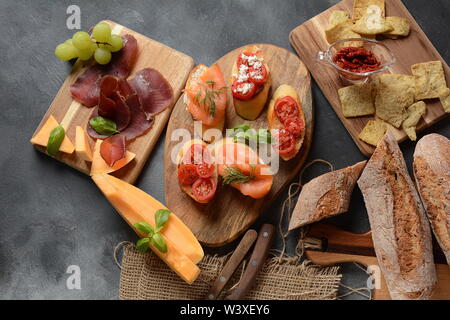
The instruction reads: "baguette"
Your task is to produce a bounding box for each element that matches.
[288,160,366,230]
[357,131,436,300]
[413,133,450,264]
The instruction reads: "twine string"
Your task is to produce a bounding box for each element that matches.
[113,241,133,269]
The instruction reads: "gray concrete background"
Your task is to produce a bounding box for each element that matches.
[0,0,448,299]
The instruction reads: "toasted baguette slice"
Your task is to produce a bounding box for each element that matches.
[177,139,218,204]
[267,84,306,161]
[413,133,450,265]
[231,45,271,120]
[358,131,436,300]
[288,160,366,230]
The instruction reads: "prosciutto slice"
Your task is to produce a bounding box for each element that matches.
[70,34,138,107]
[100,134,126,166]
[129,68,173,119]
[98,76,131,131]
[120,94,155,141]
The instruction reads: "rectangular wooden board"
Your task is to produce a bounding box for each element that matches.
[31,21,195,183]
[289,0,449,156]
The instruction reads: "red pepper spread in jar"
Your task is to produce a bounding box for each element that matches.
[333,47,381,73]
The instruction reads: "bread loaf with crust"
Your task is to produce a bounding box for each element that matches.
[357,131,436,300]
[413,133,450,264]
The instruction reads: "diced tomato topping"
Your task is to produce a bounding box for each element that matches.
[275,129,295,156]
[178,164,199,185]
[248,64,267,86]
[183,144,211,165]
[192,177,217,202]
[274,96,299,123]
[284,117,304,137]
[231,81,257,100]
[196,163,214,178]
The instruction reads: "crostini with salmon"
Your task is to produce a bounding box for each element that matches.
[231,45,271,120]
[177,139,218,204]
[267,84,306,161]
[184,64,227,142]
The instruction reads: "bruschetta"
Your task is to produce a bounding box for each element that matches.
[267,84,306,161]
[177,139,218,203]
[231,45,271,120]
[214,138,273,199]
[184,64,227,142]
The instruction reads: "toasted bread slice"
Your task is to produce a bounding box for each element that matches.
[267,84,306,161]
[231,45,271,120]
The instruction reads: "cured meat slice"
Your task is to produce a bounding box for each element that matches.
[130,68,173,119]
[120,94,154,141]
[70,34,138,107]
[98,76,131,131]
[100,134,126,167]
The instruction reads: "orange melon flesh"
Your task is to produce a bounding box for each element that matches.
[75,126,93,162]
[90,139,135,175]
[30,115,74,154]
[91,173,202,284]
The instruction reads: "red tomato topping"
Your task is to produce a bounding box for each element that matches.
[276,129,295,156]
[332,47,381,73]
[192,177,217,202]
[196,163,214,178]
[237,52,255,67]
[183,144,211,165]
[178,164,199,185]
[248,64,267,85]
[274,96,299,123]
[284,117,304,137]
[231,81,257,100]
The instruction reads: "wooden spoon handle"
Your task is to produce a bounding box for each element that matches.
[225,224,275,300]
[204,229,258,300]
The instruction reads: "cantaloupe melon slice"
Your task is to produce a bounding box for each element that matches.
[30,115,74,154]
[91,173,202,284]
[75,126,93,162]
[90,139,135,175]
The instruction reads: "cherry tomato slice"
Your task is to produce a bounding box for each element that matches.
[178,164,199,185]
[276,129,295,156]
[231,81,257,100]
[183,144,211,165]
[237,52,256,67]
[196,163,214,178]
[248,64,267,85]
[192,177,217,202]
[284,117,304,137]
[274,96,299,123]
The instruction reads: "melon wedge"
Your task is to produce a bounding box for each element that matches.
[30,115,74,154]
[75,126,93,162]
[91,173,202,284]
[90,139,135,175]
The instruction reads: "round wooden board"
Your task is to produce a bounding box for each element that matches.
[164,44,313,247]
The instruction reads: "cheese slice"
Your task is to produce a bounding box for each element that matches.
[90,139,135,175]
[75,126,93,162]
[30,115,74,154]
[91,173,202,284]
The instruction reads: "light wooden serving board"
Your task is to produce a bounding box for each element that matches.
[31,21,195,183]
[164,44,313,247]
[289,0,450,156]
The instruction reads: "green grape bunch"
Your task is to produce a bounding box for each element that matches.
[55,22,123,65]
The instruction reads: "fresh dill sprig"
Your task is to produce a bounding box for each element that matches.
[222,166,255,185]
[194,80,227,118]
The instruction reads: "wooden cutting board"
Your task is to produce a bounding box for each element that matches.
[164,44,313,247]
[31,21,194,183]
[305,223,450,300]
[289,0,450,156]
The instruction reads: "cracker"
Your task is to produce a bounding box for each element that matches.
[411,61,447,100]
[374,74,415,128]
[338,82,375,117]
[402,101,426,141]
[352,11,393,35]
[352,0,385,21]
[325,20,362,48]
[328,10,350,28]
[358,119,387,146]
[439,87,450,113]
[384,17,410,37]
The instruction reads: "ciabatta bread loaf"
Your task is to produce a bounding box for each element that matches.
[413,133,450,264]
[357,131,436,300]
[288,160,367,230]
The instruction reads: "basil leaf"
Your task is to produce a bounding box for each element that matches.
[151,233,168,253]
[136,237,150,253]
[89,116,119,135]
[257,129,272,144]
[46,125,65,157]
[232,124,251,132]
[134,222,154,236]
[155,209,171,229]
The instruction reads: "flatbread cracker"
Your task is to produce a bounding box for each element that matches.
[374,74,415,128]
[338,82,375,117]
[352,11,393,35]
[352,0,385,21]
[325,20,362,48]
[411,61,447,100]
[328,10,350,28]
[439,87,450,113]
[358,119,387,146]
[402,101,426,141]
[384,17,410,37]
